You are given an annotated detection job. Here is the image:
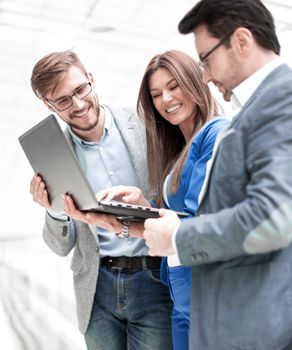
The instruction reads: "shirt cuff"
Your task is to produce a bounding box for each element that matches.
[171,223,181,258]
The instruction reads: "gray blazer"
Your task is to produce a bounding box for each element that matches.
[42,106,148,334]
[176,64,292,350]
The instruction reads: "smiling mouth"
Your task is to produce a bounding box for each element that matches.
[166,103,182,113]
[73,107,90,118]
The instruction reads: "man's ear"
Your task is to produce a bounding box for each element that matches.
[232,27,252,54]
[87,72,95,88]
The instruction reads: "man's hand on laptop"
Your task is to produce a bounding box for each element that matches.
[63,193,144,237]
[96,185,150,207]
[30,174,51,209]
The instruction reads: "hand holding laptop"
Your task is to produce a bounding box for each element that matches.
[63,193,144,238]
[30,173,118,230]
[30,174,144,237]
[30,174,51,209]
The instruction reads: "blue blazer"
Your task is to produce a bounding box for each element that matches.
[161,117,230,284]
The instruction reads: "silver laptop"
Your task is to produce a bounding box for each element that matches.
[19,114,189,221]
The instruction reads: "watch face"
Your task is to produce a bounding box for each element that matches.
[116,230,129,239]
[116,220,130,239]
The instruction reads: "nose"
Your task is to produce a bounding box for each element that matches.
[72,94,85,108]
[202,69,211,84]
[162,90,173,102]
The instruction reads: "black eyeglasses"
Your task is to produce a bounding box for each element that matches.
[199,32,233,71]
[45,82,93,111]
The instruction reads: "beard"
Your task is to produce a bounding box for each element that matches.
[66,93,100,132]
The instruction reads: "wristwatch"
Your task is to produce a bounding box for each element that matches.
[116,219,131,239]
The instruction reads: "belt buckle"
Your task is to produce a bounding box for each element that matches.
[109,257,128,271]
[111,266,123,271]
[107,258,122,271]
[103,256,147,271]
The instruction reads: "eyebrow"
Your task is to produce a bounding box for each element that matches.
[150,78,177,92]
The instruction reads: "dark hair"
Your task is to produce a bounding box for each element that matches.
[137,50,219,206]
[178,0,280,55]
[31,50,87,99]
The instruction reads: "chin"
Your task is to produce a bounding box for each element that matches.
[223,91,232,102]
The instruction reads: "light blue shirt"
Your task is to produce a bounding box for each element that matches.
[68,105,148,258]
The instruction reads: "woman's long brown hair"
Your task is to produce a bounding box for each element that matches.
[137,50,219,206]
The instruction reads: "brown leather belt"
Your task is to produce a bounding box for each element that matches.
[100,256,161,270]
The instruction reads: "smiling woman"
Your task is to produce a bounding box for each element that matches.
[137,50,227,206]
[128,49,230,349]
[149,68,197,141]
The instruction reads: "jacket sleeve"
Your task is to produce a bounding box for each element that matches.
[176,80,292,265]
[43,210,77,257]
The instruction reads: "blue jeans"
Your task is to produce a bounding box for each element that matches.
[168,265,191,350]
[85,266,173,350]
[160,258,191,350]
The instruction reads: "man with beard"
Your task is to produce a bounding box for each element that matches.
[29,50,173,350]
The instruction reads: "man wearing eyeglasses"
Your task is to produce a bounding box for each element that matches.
[29,50,173,350]
[142,0,292,349]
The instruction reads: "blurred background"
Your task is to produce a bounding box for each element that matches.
[1,0,292,348]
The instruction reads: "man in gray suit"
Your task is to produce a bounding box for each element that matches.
[143,0,292,349]
[29,50,172,350]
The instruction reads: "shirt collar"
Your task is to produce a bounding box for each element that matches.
[231,57,283,113]
[68,105,112,146]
